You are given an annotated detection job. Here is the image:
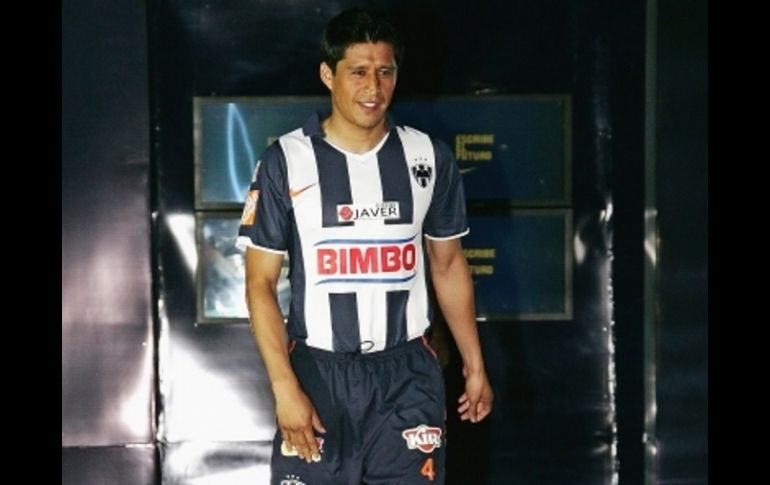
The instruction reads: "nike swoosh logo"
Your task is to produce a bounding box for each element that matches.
[459,167,478,175]
[289,182,318,198]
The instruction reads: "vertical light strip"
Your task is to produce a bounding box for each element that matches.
[643,1,660,483]
[227,103,257,200]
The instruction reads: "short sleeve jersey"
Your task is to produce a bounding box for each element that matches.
[237,113,468,353]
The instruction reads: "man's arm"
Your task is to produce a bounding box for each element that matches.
[245,247,325,463]
[425,238,493,423]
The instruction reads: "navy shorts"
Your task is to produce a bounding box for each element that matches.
[271,336,446,485]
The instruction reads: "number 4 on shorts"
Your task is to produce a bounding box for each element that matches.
[421,457,435,482]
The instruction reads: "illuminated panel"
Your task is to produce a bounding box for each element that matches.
[194,96,570,207]
[464,210,572,320]
[196,212,290,323]
[393,96,570,204]
[194,97,572,323]
[195,97,327,208]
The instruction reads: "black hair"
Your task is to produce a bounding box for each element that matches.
[321,8,404,73]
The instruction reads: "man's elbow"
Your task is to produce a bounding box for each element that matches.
[246,274,279,300]
[431,252,467,278]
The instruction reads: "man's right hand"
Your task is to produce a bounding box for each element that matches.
[273,381,326,464]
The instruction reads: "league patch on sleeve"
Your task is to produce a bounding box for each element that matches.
[240,190,259,226]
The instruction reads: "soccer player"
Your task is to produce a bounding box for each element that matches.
[237,8,493,484]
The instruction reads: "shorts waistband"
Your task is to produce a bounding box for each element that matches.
[291,336,433,361]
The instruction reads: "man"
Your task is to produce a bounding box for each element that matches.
[237,8,493,484]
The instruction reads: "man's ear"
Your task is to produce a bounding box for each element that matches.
[320,62,334,91]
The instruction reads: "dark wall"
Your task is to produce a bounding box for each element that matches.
[62,0,155,482]
[654,0,708,482]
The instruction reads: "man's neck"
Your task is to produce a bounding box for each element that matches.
[322,116,389,154]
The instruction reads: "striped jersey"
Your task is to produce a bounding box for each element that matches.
[237,112,468,353]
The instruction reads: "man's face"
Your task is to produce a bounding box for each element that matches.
[321,42,397,133]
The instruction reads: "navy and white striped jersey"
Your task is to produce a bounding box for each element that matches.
[237,112,468,353]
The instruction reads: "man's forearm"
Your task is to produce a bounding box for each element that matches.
[245,249,300,390]
[245,249,324,461]
[430,251,485,373]
[428,238,494,423]
[247,283,299,388]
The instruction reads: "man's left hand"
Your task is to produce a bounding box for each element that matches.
[457,368,493,423]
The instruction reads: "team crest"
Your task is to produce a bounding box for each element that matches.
[411,163,433,188]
